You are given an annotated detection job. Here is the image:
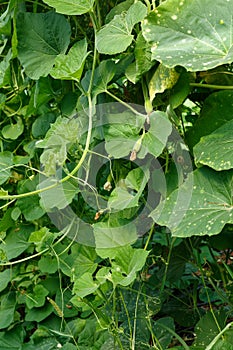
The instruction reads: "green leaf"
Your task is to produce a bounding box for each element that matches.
[194,310,226,347]
[0,50,11,88]
[92,60,116,96]
[17,12,71,79]
[26,284,49,309]
[22,336,58,350]
[25,303,53,322]
[27,78,55,117]
[1,225,32,260]
[61,344,77,350]
[0,292,16,329]
[194,119,233,171]
[0,325,24,350]
[186,91,233,150]
[94,222,137,249]
[17,177,45,221]
[38,255,58,274]
[0,151,13,185]
[37,116,79,175]
[2,117,24,140]
[51,39,89,81]
[142,0,233,71]
[38,176,79,211]
[28,227,54,252]
[148,64,180,102]
[73,272,99,298]
[108,167,149,210]
[103,110,145,158]
[32,113,56,138]
[42,0,95,15]
[97,246,149,287]
[0,269,11,292]
[106,0,134,23]
[150,167,233,238]
[140,111,172,158]
[105,124,140,158]
[110,246,149,287]
[152,317,175,349]
[96,2,147,55]
[61,244,98,279]
[126,32,155,84]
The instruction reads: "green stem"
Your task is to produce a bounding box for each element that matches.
[190,82,233,90]
[144,223,155,251]
[206,322,233,350]
[105,90,147,119]
[132,286,141,350]
[159,237,176,295]
[199,266,222,333]
[119,290,133,343]
[151,0,156,10]
[156,323,189,350]
[144,0,151,11]
[141,77,153,115]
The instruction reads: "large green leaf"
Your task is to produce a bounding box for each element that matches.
[193,310,226,347]
[51,39,89,81]
[150,167,233,237]
[38,176,78,211]
[0,325,24,350]
[93,222,137,249]
[186,91,233,150]
[0,270,11,292]
[37,116,80,175]
[92,60,116,96]
[194,119,233,171]
[0,292,16,329]
[17,12,70,79]
[42,0,95,15]
[72,272,99,298]
[17,177,45,221]
[1,225,33,260]
[96,2,147,55]
[142,0,233,71]
[60,244,98,279]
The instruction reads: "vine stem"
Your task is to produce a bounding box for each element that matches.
[159,237,176,296]
[144,223,155,251]
[190,82,233,90]
[144,0,151,11]
[105,90,147,119]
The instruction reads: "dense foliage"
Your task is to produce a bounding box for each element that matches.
[0,0,233,348]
